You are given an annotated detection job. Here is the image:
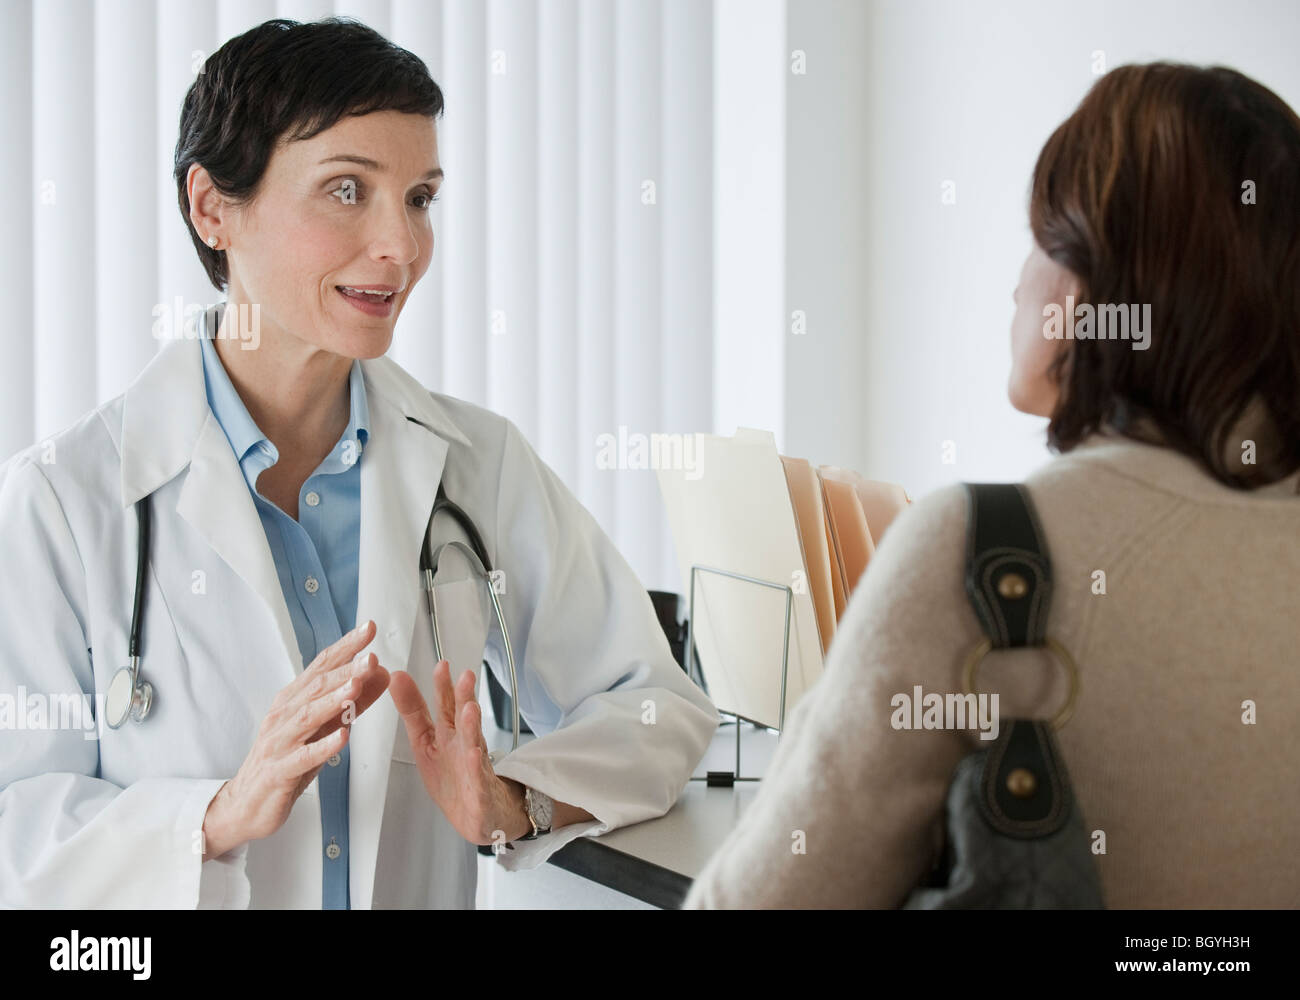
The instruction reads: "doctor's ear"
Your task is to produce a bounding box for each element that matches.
[186,164,222,236]
[185,163,247,262]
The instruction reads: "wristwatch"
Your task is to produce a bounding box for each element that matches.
[519,786,554,840]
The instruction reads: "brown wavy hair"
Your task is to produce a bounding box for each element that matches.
[1030,62,1300,489]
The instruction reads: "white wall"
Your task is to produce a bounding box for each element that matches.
[783,0,870,472]
[825,0,1300,499]
[714,0,786,449]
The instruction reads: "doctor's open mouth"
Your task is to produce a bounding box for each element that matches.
[336,285,400,318]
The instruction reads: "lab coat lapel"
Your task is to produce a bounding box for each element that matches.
[121,335,303,686]
[347,369,457,910]
[175,416,305,683]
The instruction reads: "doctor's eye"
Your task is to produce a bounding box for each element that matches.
[330,179,360,204]
[329,177,438,212]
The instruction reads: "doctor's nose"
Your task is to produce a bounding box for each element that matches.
[364,199,422,267]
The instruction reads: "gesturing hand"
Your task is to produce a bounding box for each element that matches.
[387,661,530,847]
[202,620,390,860]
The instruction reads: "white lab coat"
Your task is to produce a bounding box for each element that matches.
[0,331,719,908]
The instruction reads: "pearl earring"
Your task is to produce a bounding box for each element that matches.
[207,235,219,248]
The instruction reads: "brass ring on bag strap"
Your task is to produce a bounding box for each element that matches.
[961,636,1080,731]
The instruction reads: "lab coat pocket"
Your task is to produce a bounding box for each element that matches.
[390,575,491,765]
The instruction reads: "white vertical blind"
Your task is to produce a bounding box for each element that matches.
[156,0,218,388]
[612,0,663,587]
[0,1,34,459]
[95,0,157,406]
[486,0,540,442]
[334,0,388,34]
[33,1,96,444]
[219,1,276,44]
[278,1,333,22]
[438,0,489,407]
[658,0,713,590]
[536,0,578,489]
[4,0,722,592]
[574,0,616,531]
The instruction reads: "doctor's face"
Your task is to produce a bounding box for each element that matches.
[220,110,441,360]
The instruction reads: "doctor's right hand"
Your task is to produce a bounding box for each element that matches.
[200,620,390,861]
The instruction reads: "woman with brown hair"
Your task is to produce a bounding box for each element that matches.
[684,62,1300,908]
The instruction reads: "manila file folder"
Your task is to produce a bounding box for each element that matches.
[656,429,825,729]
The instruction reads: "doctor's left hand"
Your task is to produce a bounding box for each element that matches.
[388,662,530,847]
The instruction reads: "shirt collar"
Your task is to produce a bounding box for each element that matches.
[119,305,470,510]
[199,314,370,473]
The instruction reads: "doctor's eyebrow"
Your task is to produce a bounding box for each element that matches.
[318,154,443,182]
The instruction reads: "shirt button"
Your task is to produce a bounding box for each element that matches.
[326,839,341,860]
[305,491,320,507]
[304,576,319,594]
[328,753,341,767]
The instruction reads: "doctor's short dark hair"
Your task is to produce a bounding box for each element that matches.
[1029,61,1300,490]
[173,16,444,292]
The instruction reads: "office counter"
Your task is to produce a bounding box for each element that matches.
[479,718,781,909]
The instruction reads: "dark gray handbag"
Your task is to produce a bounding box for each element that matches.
[903,483,1105,909]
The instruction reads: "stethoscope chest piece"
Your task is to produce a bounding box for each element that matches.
[106,657,153,729]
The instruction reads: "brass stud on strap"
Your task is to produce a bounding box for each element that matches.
[997,572,1028,599]
[1006,767,1037,798]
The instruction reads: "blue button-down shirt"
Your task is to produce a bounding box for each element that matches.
[199,324,369,910]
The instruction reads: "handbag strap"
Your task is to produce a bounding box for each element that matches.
[963,483,1070,836]
[964,483,1052,648]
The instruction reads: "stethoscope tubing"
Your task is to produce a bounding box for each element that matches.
[116,485,521,755]
[421,490,521,758]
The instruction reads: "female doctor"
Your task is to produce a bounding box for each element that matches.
[0,17,718,908]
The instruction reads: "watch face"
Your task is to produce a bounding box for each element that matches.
[528,788,554,830]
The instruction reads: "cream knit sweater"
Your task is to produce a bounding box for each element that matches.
[682,431,1300,908]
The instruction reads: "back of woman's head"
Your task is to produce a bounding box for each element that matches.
[1030,62,1300,488]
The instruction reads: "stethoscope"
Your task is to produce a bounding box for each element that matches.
[106,486,522,761]
[420,484,521,762]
